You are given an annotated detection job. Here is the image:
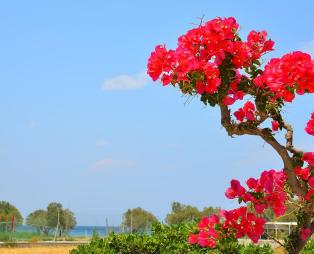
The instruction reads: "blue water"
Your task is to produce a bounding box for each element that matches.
[15,225,121,237]
[69,226,120,237]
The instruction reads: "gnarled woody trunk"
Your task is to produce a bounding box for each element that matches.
[219,103,313,254]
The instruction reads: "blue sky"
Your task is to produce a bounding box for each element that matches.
[0,0,314,225]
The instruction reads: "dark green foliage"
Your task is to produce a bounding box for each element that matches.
[70,223,275,254]
[92,227,100,240]
[123,207,158,233]
[240,244,275,254]
[0,201,23,232]
[25,202,77,237]
[46,202,76,236]
[300,240,314,254]
[200,93,218,107]
[165,202,200,225]
[165,202,220,225]
[26,209,49,235]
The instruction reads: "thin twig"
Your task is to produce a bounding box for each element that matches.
[263,232,285,248]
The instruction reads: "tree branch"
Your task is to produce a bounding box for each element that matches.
[264,232,285,248]
[219,103,307,197]
[282,121,304,156]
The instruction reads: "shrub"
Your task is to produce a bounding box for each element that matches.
[70,223,275,254]
[300,240,314,254]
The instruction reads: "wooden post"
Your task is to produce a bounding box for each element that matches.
[0,216,3,236]
[10,215,15,241]
[105,218,110,236]
[54,208,60,241]
[275,222,278,239]
[5,215,8,233]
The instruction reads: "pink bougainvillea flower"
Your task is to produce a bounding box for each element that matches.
[222,96,235,106]
[188,234,198,244]
[246,178,258,189]
[305,189,314,201]
[225,179,246,199]
[243,101,255,121]
[198,217,210,229]
[225,169,287,217]
[294,166,311,180]
[253,51,314,102]
[233,102,256,122]
[302,152,314,166]
[247,30,274,60]
[147,45,175,82]
[234,108,245,122]
[272,120,279,131]
[254,203,267,214]
[308,177,314,189]
[300,228,311,241]
[305,112,314,136]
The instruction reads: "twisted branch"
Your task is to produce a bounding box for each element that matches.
[282,121,304,156]
[219,103,307,197]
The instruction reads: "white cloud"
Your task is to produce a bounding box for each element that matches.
[302,40,314,56]
[93,158,135,171]
[101,72,148,91]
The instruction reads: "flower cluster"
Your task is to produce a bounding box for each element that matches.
[303,152,314,167]
[305,112,314,136]
[271,120,280,131]
[147,45,175,82]
[222,71,245,106]
[188,214,220,248]
[300,228,312,241]
[222,207,265,243]
[225,170,287,216]
[233,101,256,122]
[188,206,265,248]
[253,51,314,102]
[295,152,314,201]
[147,17,274,98]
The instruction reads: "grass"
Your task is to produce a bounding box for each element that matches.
[0,232,54,242]
[0,246,75,254]
[0,232,89,242]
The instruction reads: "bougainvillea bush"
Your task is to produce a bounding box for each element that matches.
[147,17,314,254]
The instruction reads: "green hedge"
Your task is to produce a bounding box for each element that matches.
[70,223,275,254]
[301,240,314,254]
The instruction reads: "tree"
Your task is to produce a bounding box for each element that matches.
[201,206,220,218]
[63,209,77,234]
[122,207,158,233]
[26,209,49,235]
[147,16,314,254]
[47,202,65,237]
[166,202,200,225]
[46,202,76,236]
[0,201,23,232]
[166,202,220,225]
[26,202,76,237]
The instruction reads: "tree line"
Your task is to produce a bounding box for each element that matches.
[122,202,220,233]
[0,201,76,236]
[0,200,299,235]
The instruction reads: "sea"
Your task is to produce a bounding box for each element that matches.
[15,225,121,238]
